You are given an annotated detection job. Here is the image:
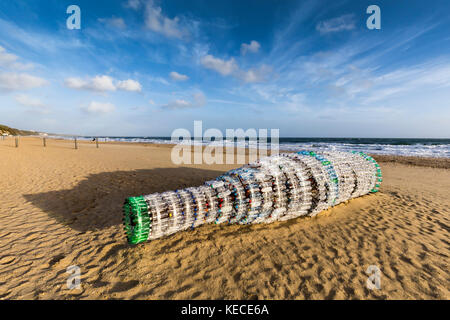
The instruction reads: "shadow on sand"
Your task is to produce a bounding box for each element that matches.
[24,167,225,232]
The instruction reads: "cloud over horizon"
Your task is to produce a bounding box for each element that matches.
[0,72,48,92]
[162,91,206,109]
[82,101,116,114]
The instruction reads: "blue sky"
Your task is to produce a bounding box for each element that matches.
[0,0,449,137]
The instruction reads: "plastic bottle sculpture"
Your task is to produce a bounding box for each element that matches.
[123,151,382,244]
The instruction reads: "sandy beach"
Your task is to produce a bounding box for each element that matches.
[0,136,448,299]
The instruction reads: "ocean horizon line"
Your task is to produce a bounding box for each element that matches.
[26,135,450,158]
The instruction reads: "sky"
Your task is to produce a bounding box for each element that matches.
[0,0,449,138]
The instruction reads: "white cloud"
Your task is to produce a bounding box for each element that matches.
[241,40,261,55]
[193,92,206,106]
[15,94,45,108]
[316,14,355,34]
[144,0,185,38]
[164,99,190,109]
[359,61,450,104]
[117,79,142,92]
[169,71,189,81]
[149,99,155,105]
[14,94,49,114]
[237,65,272,83]
[65,75,142,92]
[82,101,116,114]
[64,77,86,90]
[10,62,34,71]
[239,82,311,113]
[65,75,115,91]
[283,93,310,113]
[0,46,34,70]
[98,17,126,29]
[0,46,18,65]
[162,92,206,109]
[201,54,270,83]
[148,76,170,85]
[0,18,87,55]
[0,72,48,92]
[200,55,238,76]
[90,75,116,91]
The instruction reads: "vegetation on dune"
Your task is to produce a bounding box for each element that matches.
[0,124,39,136]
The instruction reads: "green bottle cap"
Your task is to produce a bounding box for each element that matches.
[123,196,151,244]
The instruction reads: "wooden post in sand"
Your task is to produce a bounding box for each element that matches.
[43,137,46,147]
[74,137,78,149]
[96,138,99,148]
[15,136,19,148]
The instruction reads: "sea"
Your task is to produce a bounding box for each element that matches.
[47,136,450,158]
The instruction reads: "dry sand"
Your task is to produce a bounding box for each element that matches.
[0,136,449,299]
